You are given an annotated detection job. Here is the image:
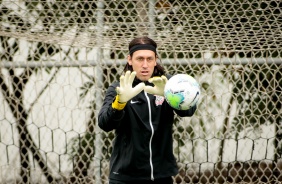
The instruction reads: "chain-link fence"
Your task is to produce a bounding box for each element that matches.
[0,0,281,183]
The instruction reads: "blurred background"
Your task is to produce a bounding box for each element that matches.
[0,0,281,183]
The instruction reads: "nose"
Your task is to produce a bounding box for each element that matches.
[142,60,149,68]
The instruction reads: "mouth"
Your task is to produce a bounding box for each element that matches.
[141,71,149,75]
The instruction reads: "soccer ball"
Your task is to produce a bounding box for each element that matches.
[164,74,200,110]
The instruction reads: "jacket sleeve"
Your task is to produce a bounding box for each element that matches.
[98,83,125,132]
[173,104,197,117]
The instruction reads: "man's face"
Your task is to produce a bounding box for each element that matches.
[127,50,157,81]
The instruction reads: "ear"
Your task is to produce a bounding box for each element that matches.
[127,55,132,65]
[154,55,158,66]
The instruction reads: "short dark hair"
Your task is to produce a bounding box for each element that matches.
[123,36,165,77]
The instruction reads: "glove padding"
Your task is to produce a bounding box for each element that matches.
[116,71,145,103]
[144,75,167,96]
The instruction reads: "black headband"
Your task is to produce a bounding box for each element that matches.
[129,44,157,55]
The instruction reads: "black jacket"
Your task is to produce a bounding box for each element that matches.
[98,76,197,181]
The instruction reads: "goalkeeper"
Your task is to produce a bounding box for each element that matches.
[98,36,197,184]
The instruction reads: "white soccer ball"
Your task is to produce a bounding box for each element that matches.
[164,74,200,110]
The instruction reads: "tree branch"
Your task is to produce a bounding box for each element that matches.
[27,67,60,114]
[20,67,34,85]
[0,70,14,105]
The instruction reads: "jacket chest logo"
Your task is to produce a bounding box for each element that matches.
[155,95,164,106]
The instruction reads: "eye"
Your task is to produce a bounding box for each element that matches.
[147,57,154,62]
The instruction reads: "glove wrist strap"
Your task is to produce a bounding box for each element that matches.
[112,95,126,110]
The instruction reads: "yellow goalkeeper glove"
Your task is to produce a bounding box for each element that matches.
[112,71,145,110]
[144,75,167,96]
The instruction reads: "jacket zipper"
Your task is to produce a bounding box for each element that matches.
[144,92,154,181]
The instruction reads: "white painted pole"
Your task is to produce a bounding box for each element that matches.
[93,1,104,184]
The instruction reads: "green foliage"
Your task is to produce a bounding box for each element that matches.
[102,131,115,160]
[79,77,95,100]
[68,133,95,163]
[230,64,281,133]
[0,36,19,61]
[24,1,97,32]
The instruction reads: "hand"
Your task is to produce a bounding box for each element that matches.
[144,75,167,96]
[116,71,145,103]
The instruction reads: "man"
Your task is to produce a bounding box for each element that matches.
[98,36,197,184]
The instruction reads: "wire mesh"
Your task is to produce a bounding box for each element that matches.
[0,0,281,183]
